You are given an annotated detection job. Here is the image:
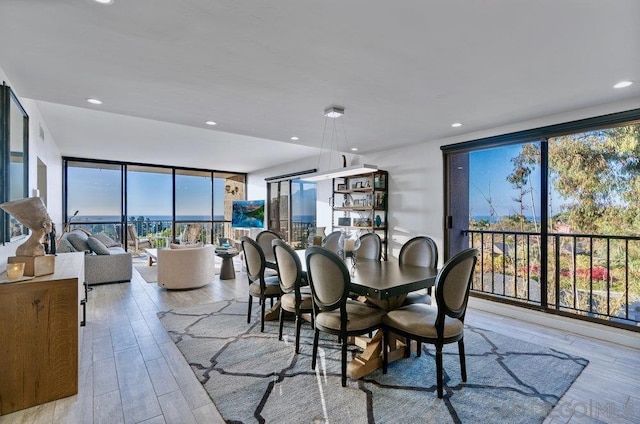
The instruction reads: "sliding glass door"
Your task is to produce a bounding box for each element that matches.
[443,110,640,329]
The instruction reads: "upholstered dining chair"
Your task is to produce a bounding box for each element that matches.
[272,239,313,353]
[399,236,440,355]
[256,230,282,271]
[356,232,382,260]
[305,246,387,387]
[401,236,438,303]
[321,230,342,255]
[241,236,281,332]
[382,248,479,398]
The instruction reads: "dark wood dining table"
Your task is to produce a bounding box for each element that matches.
[268,249,438,378]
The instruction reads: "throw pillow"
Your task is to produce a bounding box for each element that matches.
[66,231,91,252]
[87,236,111,255]
[93,232,121,247]
[57,238,77,253]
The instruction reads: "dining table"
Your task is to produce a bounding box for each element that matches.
[267,249,438,379]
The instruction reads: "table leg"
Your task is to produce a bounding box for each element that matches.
[347,331,406,379]
[264,300,281,321]
[347,294,408,379]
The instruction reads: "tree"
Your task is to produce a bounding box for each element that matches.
[548,124,640,235]
[507,144,539,232]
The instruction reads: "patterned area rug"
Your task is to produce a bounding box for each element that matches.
[158,300,588,424]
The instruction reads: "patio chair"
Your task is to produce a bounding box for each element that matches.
[127,224,152,254]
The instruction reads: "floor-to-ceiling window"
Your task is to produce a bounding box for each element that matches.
[63,158,246,248]
[127,165,173,247]
[443,109,640,330]
[64,160,123,241]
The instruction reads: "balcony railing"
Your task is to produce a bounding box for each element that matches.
[69,219,233,249]
[466,229,640,327]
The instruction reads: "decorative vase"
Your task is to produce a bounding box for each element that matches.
[308,226,327,246]
[375,215,382,227]
[338,230,361,257]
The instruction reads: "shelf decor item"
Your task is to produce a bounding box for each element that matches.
[338,217,351,227]
[375,215,382,228]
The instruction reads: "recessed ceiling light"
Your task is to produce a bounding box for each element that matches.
[351,147,359,151]
[290,136,299,141]
[613,81,633,89]
[94,0,113,4]
[86,98,103,105]
[205,121,217,126]
[451,122,462,128]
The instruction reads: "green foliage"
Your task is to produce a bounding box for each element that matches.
[470,124,640,323]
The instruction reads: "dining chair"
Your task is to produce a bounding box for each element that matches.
[321,230,342,255]
[305,246,387,387]
[256,230,282,272]
[382,248,479,398]
[356,232,382,260]
[400,235,438,304]
[398,236,439,356]
[272,239,313,353]
[241,236,281,332]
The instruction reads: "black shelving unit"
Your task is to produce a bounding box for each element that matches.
[332,170,388,259]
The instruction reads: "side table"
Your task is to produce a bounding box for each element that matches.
[215,248,239,280]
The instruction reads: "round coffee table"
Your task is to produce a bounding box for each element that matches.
[215,249,239,280]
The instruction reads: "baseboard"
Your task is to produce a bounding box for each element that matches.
[468,297,640,350]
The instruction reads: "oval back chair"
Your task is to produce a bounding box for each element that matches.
[241,236,281,332]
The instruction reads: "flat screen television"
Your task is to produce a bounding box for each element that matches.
[231,200,265,228]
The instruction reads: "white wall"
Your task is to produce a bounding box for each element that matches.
[0,67,63,272]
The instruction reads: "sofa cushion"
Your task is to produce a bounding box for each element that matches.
[66,231,90,252]
[57,238,77,253]
[93,232,121,248]
[87,236,111,255]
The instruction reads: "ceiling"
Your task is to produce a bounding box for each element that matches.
[1,0,638,173]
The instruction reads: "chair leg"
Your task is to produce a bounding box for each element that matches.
[278,307,285,341]
[294,315,302,354]
[260,298,266,332]
[436,343,444,398]
[382,328,389,374]
[458,339,467,382]
[341,333,348,387]
[417,341,422,357]
[247,296,253,324]
[311,330,319,370]
[404,337,411,358]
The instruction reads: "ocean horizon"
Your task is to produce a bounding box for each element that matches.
[71,214,317,223]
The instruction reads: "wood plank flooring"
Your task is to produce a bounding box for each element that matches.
[0,260,638,424]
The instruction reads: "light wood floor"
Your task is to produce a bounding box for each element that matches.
[1,263,638,424]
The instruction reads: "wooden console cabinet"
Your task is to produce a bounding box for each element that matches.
[0,252,85,415]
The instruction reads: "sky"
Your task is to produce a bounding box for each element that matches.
[67,167,227,217]
[469,144,543,219]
